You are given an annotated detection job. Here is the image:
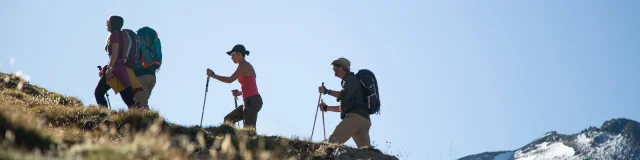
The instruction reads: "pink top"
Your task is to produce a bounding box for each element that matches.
[238,75,259,100]
[104,31,132,89]
[105,31,125,59]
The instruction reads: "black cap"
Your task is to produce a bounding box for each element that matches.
[226,44,250,56]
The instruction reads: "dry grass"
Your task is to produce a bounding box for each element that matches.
[0,72,397,160]
[0,102,60,152]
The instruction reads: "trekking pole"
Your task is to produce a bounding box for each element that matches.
[321,99,327,142]
[200,76,210,128]
[233,90,240,128]
[311,82,324,141]
[97,66,111,110]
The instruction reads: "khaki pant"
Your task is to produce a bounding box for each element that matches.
[134,75,156,109]
[328,113,372,148]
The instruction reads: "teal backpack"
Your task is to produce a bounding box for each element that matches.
[136,26,162,72]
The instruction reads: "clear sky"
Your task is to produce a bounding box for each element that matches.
[2,0,639,159]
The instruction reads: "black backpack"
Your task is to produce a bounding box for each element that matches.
[355,69,381,115]
[121,29,141,69]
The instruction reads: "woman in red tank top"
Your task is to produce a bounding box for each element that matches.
[207,44,263,132]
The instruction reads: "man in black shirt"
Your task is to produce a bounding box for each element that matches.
[318,57,371,148]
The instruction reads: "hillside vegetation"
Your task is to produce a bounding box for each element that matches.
[0,72,398,160]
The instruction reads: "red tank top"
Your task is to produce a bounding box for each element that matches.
[238,75,259,100]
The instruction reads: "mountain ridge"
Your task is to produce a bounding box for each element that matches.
[459,118,640,160]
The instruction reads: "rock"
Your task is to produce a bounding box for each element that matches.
[352,150,369,158]
[339,154,352,160]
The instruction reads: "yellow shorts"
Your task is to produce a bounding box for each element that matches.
[107,67,143,94]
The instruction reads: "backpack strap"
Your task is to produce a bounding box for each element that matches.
[146,35,156,59]
[125,31,133,60]
[118,31,127,64]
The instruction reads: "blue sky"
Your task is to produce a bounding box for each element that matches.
[2,0,639,159]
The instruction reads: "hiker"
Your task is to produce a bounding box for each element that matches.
[95,15,143,109]
[206,44,263,130]
[318,57,372,148]
[133,26,162,110]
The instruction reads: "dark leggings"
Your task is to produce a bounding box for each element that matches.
[224,95,263,129]
[94,76,135,108]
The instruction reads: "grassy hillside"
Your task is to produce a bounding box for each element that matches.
[0,72,399,160]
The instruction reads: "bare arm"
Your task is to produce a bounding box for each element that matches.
[326,90,341,98]
[325,105,341,112]
[323,76,360,100]
[319,86,341,98]
[319,103,341,112]
[213,63,243,83]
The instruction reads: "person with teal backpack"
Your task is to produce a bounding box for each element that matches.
[133,26,162,109]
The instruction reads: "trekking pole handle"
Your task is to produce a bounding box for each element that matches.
[232,89,240,96]
[321,99,327,112]
[205,76,209,88]
[97,66,104,78]
[320,82,325,111]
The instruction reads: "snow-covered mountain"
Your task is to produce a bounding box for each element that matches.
[459,118,640,160]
